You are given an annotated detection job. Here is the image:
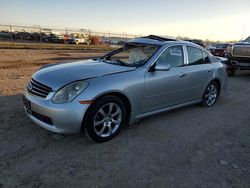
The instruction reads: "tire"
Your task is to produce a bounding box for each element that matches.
[202,81,219,107]
[227,68,235,77]
[84,96,126,142]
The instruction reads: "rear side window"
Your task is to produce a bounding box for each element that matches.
[202,51,210,64]
[187,46,210,65]
[156,45,184,68]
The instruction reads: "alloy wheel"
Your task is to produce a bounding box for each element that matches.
[93,103,122,137]
[204,83,218,106]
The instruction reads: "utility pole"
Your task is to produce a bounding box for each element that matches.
[10,24,13,41]
[40,26,42,43]
[240,26,246,41]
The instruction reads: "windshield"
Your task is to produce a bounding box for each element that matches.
[101,44,159,67]
[245,37,250,43]
[216,44,228,49]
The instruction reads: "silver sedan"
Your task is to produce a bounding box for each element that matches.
[23,35,228,142]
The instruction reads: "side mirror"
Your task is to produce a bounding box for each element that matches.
[154,63,171,71]
[216,56,228,63]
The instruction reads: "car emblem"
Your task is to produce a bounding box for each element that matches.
[27,83,33,91]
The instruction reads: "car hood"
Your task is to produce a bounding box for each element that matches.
[32,59,136,90]
[234,42,250,46]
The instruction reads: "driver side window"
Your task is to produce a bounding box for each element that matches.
[156,45,184,68]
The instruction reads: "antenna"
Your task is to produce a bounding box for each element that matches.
[142,35,177,41]
[240,26,246,41]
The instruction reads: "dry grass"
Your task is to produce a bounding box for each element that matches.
[0,41,114,51]
[0,49,107,96]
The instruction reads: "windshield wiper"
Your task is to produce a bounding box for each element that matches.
[115,60,135,67]
[100,58,135,67]
[98,58,109,63]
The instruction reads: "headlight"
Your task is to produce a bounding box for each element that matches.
[52,81,88,104]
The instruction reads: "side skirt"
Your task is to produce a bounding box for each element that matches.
[136,99,201,120]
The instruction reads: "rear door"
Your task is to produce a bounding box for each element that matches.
[184,45,213,101]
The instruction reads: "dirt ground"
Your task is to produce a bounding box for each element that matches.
[0,49,250,187]
[0,49,105,96]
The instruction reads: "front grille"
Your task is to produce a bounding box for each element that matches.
[27,79,52,98]
[233,45,250,57]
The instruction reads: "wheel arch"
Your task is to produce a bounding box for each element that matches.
[211,78,221,95]
[81,91,132,131]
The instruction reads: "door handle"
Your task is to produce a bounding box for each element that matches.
[207,69,213,72]
[179,73,186,77]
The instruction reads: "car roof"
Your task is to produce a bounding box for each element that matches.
[127,35,176,46]
[127,35,202,47]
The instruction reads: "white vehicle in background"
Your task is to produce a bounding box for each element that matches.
[66,37,90,45]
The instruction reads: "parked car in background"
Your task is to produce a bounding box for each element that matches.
[225,36,250,76]
[43,34,64,43]
[210,43,229,57]
[206,44,217,52]
[65,37,90,45]
[186,39,206,48]
[0,31,12,39]
[23,35,227,142]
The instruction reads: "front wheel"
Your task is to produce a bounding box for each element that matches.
[202,82,219,107]
[84,96,126,142]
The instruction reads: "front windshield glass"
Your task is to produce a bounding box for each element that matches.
[216,44,228,49]
[245,37,250,43]
[101,44,159,67]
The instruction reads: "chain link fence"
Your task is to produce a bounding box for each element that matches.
[0,24,141,45]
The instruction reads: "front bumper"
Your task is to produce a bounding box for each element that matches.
[23,91,90,134]
[227,60,250,70]
[225,54,250,70]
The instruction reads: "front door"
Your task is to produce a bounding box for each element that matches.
[143,45,188,113]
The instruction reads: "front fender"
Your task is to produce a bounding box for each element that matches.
[74,70,145,124]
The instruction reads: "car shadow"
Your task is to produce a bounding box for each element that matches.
[0,93,203,147]
[0,90,226,144]
[234,70,250,79]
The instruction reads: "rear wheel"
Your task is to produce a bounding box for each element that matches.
[202,82,219,107]
[84,96,126,142]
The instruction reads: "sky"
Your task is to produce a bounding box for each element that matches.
[0,0,250,41]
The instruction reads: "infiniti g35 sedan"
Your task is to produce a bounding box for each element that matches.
[23,35,228,142]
